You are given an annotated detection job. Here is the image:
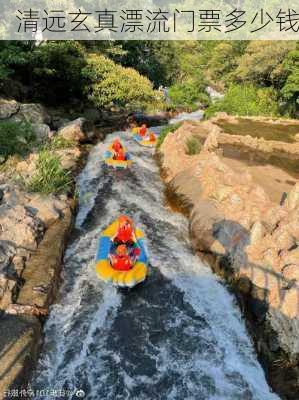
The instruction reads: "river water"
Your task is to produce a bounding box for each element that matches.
[31,125,279,400]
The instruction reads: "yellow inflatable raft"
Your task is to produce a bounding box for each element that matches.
[95,219,148,288]
[133,133,157,147]
[104,143,132,169]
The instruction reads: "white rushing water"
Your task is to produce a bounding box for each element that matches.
[31,126,279,400]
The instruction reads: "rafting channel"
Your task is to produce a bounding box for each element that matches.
[31,114,279,400]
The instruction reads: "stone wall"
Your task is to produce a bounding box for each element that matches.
[159,122,299,399]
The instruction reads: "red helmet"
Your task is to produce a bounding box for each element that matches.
[112,138,122,152]
[117,215,133,242]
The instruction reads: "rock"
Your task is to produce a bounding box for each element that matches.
[294,133,299,142]
[0,241,16,272]
[0,204,44,251]
[280,287,299,320]
[51,117,70,130]
[282,264,299,283]
[6,304,48,317]
[250,221,265,244]
[282,248,299,266]
[26,195,62,228]
[16,154,38,178]
[55,147,82,170]
[31,123,51,143]
[0,242,18,309]
[190,201,221,252]
[11,103,50,125]
[83,107,102,123]
[273,228,296,252]
[286,183,299,210]
[0,275,17,309]
[0,98,19,119]
[202,128,219,152]
[159,118,299,398]
[57,117,94,143]
[127,112,169,127]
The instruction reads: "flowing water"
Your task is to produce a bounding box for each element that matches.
[32,126,279,400]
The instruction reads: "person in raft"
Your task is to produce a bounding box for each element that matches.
[110,244,132,271]
[110,215,141,270]
[149,132,156,142]
[111,138,126,161]
[138,124,147,137]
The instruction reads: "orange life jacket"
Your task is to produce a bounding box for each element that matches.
[115,225,134,243]
[112,255,132,271]
[149,133,156,142]
[139,127,147,137]
[114,149,126,161]
[112,141,122,152]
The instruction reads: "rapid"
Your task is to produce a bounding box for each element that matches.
[31,120,279,400]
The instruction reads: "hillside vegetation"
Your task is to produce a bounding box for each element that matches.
[0,40,298,117]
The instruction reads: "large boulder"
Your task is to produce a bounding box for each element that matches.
[31,123,51,143]
[0,98,19,119]
[11,103,51,125]
[57,117,94,142]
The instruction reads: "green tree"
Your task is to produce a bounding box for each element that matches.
[118,41,181,87]
[29,41,87,103]
[281,49,299,111]
[233,41,296,87]
[82,53,160,110]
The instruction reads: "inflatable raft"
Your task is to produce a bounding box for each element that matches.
[131,127,140,134]
[133,133,157,147]
[104,143,132,169]
[95,219,148,288]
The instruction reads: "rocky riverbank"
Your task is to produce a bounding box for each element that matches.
[158,120,299,399]
[0,98,101,398]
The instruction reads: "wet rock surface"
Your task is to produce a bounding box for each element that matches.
[159,124,299,399]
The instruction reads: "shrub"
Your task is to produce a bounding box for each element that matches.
[26,150,72,194]
[185,136,202,155]
[156,122,182,149]
[0,120,36,158]
[82,53,161,111]
[204,84,280,119]
[168,81,210,110]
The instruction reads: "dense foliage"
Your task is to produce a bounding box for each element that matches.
[82,53,161,111]
[205,84,279,118]
[0,120,35,159]
[202,41,299,118]
[0,39,298,116]
[0,41,159,110]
